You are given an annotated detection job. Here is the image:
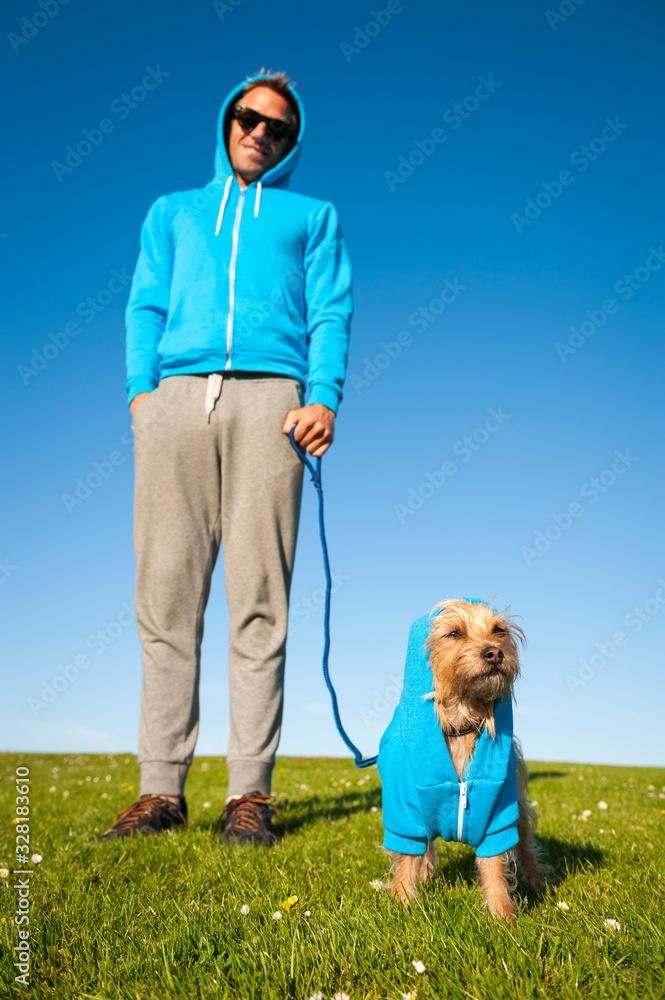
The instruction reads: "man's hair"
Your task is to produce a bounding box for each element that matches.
[224,68,300,154]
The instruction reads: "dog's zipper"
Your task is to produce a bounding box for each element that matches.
[457,781,468,841]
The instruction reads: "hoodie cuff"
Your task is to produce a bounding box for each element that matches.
[126,377,159,408]
[475,823,519,858]
[307,383,341,414]
[383,830,428,855]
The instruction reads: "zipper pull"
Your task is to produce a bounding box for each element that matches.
[460,781,467,809]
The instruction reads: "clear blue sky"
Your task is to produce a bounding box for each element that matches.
[2,0,663,767]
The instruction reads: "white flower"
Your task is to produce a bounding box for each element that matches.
[531,801,538,807]
[203,802,211,809]
[401,992,418,1000]
[412,959,426,974]
[370,806,378,813]
[31,854,42,865]
[304,910,311,917]
[333,993,350,1000]
[557,901,569,911]
[240,904,250,915]
[62,790,69,798]
[309,994,324,1000]
[272,911,282,921]
[0,868,9,878]
[49,786,56,793]
[582,810,592,818]
[369,879,383,891]
[647,784,654,790]
[598,800,608,810]
[603,918,621,932]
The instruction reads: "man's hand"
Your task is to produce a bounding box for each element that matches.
[282,403,335,458]
[130,391,151,417]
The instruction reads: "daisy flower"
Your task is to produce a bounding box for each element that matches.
[272,911,282,921]
[31,855,42,865]
[369,879,383,891]
[0,868,9,878]
[598,801,608,810]
[308,994,324,1000]
[305,910,311,917]
[401,992,418,1000]
[240,904,249,916]
[203,802,211,809]
[603,918,621,932]
[412,960,426,974]
[557,901,569,911]
[370,806,378,813]
[333,993,350,1000]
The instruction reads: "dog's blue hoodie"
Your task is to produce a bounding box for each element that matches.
[125,73,353,412]
[378,606,519,857]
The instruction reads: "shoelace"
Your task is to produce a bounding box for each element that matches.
[212,792,287,840]
[105,794,186,834]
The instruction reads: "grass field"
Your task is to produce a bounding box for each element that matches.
[1,753,664,999]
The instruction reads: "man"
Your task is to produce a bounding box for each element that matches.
[100,70,352,844]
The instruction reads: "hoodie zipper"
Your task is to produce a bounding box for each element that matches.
[224,187,245,370]
[457,781,467,841]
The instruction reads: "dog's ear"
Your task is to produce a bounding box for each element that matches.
[498,609,526,648]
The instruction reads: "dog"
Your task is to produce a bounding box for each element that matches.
[377,598,547,922]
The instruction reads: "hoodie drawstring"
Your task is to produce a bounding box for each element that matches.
[215,177,262,234]
[215,176,233,236]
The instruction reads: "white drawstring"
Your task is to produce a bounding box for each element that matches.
[254,180,262,218]
[214,175,233,236]
[204,373,223,421]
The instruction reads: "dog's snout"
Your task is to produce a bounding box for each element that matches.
[482,646,504,665]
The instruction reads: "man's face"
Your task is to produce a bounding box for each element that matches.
[227,86,296,184]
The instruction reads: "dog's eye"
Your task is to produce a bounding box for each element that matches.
[493,626,506,635]
[447,630,463,638]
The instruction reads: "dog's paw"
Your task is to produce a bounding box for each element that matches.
[487,896,517,923]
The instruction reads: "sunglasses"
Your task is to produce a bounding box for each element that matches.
[233,105,295,142]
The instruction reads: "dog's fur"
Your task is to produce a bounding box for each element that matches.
[383,599,547,922]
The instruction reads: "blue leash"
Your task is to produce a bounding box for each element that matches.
[288,427,377,768]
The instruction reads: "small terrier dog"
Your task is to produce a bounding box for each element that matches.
[378,598,546,923]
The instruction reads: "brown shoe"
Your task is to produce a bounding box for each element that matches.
[98,794,187,842]
[214,791,285,846]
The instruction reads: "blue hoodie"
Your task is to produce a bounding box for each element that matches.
[378,608,519,858]
[124,73,353,412]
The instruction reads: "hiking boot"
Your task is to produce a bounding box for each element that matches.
[214,791,284,846]
[98,794,187,842]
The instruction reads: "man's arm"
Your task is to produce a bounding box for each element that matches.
[125,195,174,408]
[282,202,352,456]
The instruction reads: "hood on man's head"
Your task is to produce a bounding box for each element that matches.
[214,71,306,189]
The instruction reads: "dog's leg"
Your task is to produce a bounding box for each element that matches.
[514,739,548,889]
[475,852,516,923]
[384,845,435,905]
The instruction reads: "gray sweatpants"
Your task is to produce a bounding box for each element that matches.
[131,372,304,801]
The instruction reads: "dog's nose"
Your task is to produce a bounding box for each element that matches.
[482,646,504,665]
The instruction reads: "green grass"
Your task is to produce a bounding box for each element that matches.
[1,753,664,999]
